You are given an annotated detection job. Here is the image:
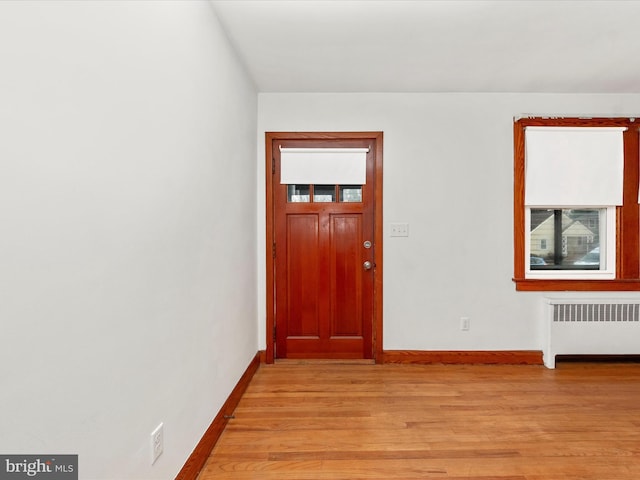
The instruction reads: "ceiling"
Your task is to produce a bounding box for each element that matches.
[211,0,640,94]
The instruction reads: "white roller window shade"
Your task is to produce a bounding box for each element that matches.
[280,148,368,184]
[525,127,625,206]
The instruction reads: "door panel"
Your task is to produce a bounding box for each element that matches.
[330,214,363,337]
[267,133,382,361]
[277,205,371,358]
[286,214,320,337]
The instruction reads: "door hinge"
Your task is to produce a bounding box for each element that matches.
[272,242,276,258]
[272,157,276,174]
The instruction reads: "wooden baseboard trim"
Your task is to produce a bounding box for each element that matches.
[175,351,261,480]
[382,350,543,365]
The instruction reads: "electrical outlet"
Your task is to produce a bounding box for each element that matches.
[150,423,164,465]
[460,317,470,331]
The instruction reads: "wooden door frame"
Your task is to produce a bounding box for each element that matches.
[265,131,383,364]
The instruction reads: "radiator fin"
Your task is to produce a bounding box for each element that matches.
[553,303,640,323]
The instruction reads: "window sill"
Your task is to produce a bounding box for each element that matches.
[513,278,640,291]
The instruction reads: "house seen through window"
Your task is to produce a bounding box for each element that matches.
[529,209,600,269]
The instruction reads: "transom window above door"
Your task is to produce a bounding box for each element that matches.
[287,184,363,203]
[281,147,367,203]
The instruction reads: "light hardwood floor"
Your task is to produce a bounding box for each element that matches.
[197,360,640,479]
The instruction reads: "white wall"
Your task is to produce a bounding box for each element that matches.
[0,2,257,478]
[257,93,640,352]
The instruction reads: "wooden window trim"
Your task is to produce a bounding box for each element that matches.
[513,117,640,291]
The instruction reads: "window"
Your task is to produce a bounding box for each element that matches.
[526,207,615,279]
[514,117,640,291]
[281,148,367,204]
[286,184,363,203]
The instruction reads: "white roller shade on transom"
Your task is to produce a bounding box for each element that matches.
[525,127,625,206]
[280,148,368,184]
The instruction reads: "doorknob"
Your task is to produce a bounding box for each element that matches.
[363,261,372,270]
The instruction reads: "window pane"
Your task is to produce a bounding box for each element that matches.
[313,185,336,202]
[288,184,310,202]
[339,185,362,202]
[530,208,600,270]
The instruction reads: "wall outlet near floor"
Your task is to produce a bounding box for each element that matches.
[460,317,470,331]
[150,422,164,465]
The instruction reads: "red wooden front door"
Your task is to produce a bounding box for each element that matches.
[268,133,380,359]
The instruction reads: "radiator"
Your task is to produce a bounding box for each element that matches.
[543,299,640,368]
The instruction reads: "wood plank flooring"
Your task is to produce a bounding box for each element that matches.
[197,361,640,479]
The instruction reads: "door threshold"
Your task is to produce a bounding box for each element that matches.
[274,358,375,365]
